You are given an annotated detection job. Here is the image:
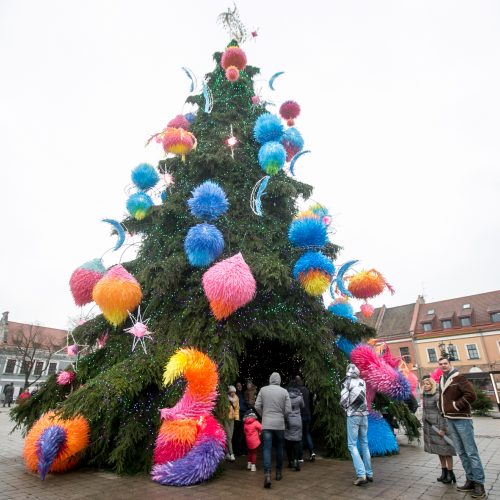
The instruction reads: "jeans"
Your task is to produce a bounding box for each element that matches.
[446,418,485,484]
[224,420,235,455]
[262,429,284,474]
[347,415,372,478]
[299,417,314,459]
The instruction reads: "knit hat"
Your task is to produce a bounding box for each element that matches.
[228,385,236,394]
[244,410,257,419]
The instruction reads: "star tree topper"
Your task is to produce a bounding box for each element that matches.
[124,306,154,354]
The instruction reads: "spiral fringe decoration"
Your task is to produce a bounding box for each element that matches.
[92,265,143,327]
[152,348,226,486]
[69,258,106,306]
[24,412,89,480]
[202,253,256,320]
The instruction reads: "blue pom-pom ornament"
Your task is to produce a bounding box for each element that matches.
[184,223,224,267]
[188,181,229,221]
[131,163,159,191]
[126,192,153,220]
[258,142,286,175]
[253,113,284,144]
[328,301,358,322]
[288,218,327,248]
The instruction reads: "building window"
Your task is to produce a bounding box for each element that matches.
[491,312,500,323]
[441,320,452,329]
[462,303,471,309]
[423,322,432,332]
[33,361,44,376]
[448,345,460,361]
[47,362,57,375]
[460,317,471,327]
[4,359,16,374]
[427,309,435,315]
[466,344,480,360]
[399,347,411,363]
[427,348,438,362]
[20,361,31,374]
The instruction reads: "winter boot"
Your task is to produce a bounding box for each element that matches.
[264,473,271,489]
[437,468,447,482]
[442,470,456,484]
[456,479,475,492]
[293,459,301,471]
[471,483,486,498]
[276,469,282,481]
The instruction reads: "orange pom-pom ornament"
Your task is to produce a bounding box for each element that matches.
[162,127,197,162]
[92,265,143,327]
[221,46,247,82]
[347,269,394,300]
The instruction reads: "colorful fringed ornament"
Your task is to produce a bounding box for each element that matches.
[126,192,153,220]
[328,298,358,322]
[363,412,399,456]
[258,141,286,175]
[187,181,229,221]
[57,371,75,386]
[253,113,284,144]
[202,253,256,320]
[92,265,143,327]
[288,216,327,248]
[152,348,226,486]
[220,46,247,81]
[167,114,191,130]
[281,127,304,162]
[293,251,335,296]
[162,127,197,162]
[279,100,301,126]
[184,223,224,267]
[360,303,375,318]
[348,269,395,300]
[23,412,89,480]
[131,163,159,191]
[69,258,106,306]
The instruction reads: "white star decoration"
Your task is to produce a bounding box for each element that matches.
[124,306,154,354]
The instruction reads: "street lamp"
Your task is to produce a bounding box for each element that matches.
[438,341,456,361]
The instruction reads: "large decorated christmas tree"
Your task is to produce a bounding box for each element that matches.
[13,12,418,479]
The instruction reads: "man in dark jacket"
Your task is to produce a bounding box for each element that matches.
[340,364,372,486]
[3,383,14,407]
[255,372,292,489]
[294,376,316,462]
[438,357,485,498]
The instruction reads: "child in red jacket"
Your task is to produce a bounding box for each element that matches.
[243,410,262,472]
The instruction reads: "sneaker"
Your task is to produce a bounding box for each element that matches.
[353,477,368,486]
[247,462,252,470]
[298,459,304,463]
[309,453,316,462]
[225,453,231,460]
[229,454,235,462]
[366,476,373,482]
[251,464,256,472]
[471,483,486,498]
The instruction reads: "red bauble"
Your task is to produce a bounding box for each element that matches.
[280,100,301,125]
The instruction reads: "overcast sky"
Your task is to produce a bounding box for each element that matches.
[1,1,499,329]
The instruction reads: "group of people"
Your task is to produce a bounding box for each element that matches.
[224,374,316,488]
[1,383,31,407]
[341,356,486,498]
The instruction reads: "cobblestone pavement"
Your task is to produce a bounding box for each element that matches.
[1,407,499,499]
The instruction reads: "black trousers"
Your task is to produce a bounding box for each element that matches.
[285,439,301,463]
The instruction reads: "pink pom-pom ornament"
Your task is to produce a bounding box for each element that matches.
[221,46,247,71]
[279,100,301,126]
[251,95,260,105]
[69,259,106,306]
[360,303,375,318]
[57,371,76,386]
[167,114,190,131]
[202,253,256,320]
[225,66,240,82]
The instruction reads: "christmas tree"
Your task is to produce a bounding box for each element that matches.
[12,31,374,474]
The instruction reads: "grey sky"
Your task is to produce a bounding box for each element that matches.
[1,1,499,329]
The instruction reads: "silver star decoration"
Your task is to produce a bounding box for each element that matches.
[124,306,154,354]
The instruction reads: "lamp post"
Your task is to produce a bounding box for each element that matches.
[438,341,456,361]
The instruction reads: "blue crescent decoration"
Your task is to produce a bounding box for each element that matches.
[202,80,213,113]
[332,259,359,298]
[181,67,196,93]
[289,150,311,176]
[250,175,271,216]
[102,219,126,251]
[269,71,285,90]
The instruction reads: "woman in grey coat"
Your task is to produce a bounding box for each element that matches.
[285,384,304,471]
[422,376,456,484]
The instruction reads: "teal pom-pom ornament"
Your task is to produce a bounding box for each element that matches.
[253,113,284,144]
[288,218,327,248]
[131,163,159,191]
[126,192,153,220]
[258,142,286,175]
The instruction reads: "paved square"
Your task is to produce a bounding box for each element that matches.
[1,407,498,499]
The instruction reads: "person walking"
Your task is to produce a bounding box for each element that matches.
[244,380,257,409]
[224,385,239,462]
[2,383,14,408]
[243,409,262,472]
[285,383,304,471]
[254,372,291,489]
[421,376,456,484]
[233,382,248,456]
[340,363,373,486]
[294,375,316,462]
[438,357,486,498]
